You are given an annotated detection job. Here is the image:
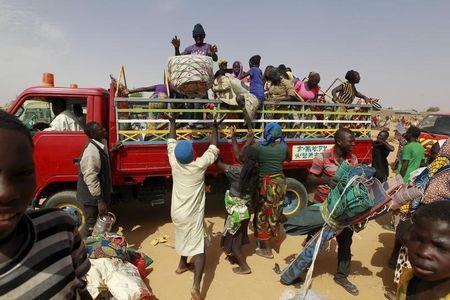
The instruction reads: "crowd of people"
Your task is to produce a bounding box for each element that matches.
[158,25,448,299]
[123,23,378,135]
[0,22,449,300]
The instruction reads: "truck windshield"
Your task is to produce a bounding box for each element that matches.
[418,114,450,135]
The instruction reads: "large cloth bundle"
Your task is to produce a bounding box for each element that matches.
[86,258,153,300]
[324,162,373,224]
[167,55,214,97]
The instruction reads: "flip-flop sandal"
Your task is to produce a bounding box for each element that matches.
[334,279,359,296]
[175,263,194,274]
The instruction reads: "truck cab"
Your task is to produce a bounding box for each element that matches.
[8,82,110,228]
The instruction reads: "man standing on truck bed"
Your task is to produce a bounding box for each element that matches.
[77,121,111,236]
[166,113,223,300]
[171,23,218,62]
[307,128,360,296]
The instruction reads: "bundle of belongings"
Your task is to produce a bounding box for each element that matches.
[167,55,214,97]
[212,73,260,129]
[85,232,154,300]
[280,162,421,285]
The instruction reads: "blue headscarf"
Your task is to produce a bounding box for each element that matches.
[262,122,286,146]
[175,140,194,164]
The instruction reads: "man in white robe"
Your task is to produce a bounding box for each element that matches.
[167,114,223,300]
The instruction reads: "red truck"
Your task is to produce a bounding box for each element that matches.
[417,112,450,151]
[6,74,373,230]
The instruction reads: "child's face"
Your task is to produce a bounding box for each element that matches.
[0,129,35,240]
[233,63,240,75]
[406,218,450,281]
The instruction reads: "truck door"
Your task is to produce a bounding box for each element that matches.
[13,96,90,197]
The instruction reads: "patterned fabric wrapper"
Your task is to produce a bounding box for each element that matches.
[86,233,128,260]
[167,55,214,97]
[223,191,250,235]
[255,174,287,240]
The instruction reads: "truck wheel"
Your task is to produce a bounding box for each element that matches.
[283,178,308,217]
[43,190,86,233]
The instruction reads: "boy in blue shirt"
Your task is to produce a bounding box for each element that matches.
[241,55,264,103]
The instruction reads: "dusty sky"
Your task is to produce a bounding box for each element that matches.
[1,0,449,111]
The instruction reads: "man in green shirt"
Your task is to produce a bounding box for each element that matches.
[397,126,425,182]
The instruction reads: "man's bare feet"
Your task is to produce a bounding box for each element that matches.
[232,266,252,274]
[175,263,194,274]
[191,287,201,300]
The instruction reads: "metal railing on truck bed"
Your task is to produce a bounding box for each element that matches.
[114,98,372,144]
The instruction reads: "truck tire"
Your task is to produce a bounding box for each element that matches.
[43,190,86,233]
[283,178,308,217]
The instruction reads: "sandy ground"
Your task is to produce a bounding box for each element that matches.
[113,129,399,300]
[114,198,395,300]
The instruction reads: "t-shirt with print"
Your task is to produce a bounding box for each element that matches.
[249,67,264,102]
[182,43,212,56]
[252,143,290,176]
[309,147,358,203]
[396,141,425,182]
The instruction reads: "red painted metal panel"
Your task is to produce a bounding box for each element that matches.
[32,131,88,197]
[112,138,372,185]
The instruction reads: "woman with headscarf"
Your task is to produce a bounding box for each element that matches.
[231,61,243,79]
[421,138,450,203]
[251,123,291,258]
